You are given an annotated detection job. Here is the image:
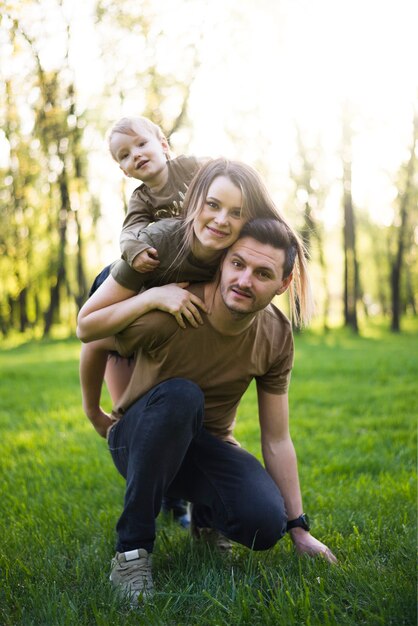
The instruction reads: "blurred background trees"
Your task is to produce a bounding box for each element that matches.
[1,0,417,336]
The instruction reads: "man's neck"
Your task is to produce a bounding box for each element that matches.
[204,282,257,336]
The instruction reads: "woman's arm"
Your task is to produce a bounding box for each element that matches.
[77,275,208,342]
[77,275,140,341]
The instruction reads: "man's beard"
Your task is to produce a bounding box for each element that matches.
[220,283,256,319]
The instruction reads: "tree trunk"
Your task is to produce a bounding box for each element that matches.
[405,266,417,316]
[316,230,330,330]
[342,113,359,332]
[390,114,417,332]
[74,208,88,310]
[43,173,69,335]
[18,287,29,332]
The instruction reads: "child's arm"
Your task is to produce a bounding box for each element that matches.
[119,191,155,267]
[77,275,208,342]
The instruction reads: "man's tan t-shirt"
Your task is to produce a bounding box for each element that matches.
[112,284,294,442]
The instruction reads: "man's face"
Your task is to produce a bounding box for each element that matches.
[220,237,292,316]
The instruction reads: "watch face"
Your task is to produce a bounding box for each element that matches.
[301,514,310,530]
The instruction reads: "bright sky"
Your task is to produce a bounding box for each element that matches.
[3,0,418,258]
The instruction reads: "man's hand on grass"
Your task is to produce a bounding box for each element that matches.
[289,528,338,564]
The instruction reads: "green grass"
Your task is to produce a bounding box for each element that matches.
[0,323,416,625]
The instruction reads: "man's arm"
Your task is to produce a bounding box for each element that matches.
[79,339,116,438]
[257,386,337,564]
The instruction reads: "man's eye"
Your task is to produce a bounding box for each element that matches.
[258,271,271,279]
[232,260,242,268]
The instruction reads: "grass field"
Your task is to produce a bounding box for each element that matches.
[0,321,416,625]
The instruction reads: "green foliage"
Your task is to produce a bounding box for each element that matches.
[0,1,207,337]
[1,2,417,336]
[0,324,416,625]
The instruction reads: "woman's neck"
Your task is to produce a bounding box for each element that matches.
[191,238,223,264]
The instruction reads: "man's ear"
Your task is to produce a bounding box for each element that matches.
[276,272,293,296]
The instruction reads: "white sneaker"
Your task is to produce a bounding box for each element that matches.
[110,548,154,603]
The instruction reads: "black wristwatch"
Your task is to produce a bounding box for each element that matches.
[286,513,310,532]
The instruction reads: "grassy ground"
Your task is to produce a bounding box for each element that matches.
[0,321,416,625]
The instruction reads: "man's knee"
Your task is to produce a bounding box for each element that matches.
[239,498,287,550]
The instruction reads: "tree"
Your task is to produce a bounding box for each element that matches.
[291,128,331,330]
[1,0,205,334]
[341,108,360,332]
[1,4,105,335]
[93,0,204,144]
[389,112,418,332]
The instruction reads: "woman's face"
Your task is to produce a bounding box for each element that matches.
[193,175,245,254]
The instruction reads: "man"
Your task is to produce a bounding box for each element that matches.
[78,218,337,603]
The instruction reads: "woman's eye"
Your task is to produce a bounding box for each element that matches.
[207,201,218,209]
[230,210,242,219]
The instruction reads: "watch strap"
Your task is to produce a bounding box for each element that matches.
[286,513,310,532]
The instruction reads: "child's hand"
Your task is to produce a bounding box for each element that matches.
[147,283,208,329]
[132,248,160,273]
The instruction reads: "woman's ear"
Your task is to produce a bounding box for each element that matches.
[276,272,293,296]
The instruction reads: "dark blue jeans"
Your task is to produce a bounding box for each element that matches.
[108,378,287,553]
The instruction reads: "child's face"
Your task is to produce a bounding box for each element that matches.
[110,125,169,187]
[193,175,245,253]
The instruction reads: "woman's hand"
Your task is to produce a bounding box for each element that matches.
[147,283,208,329]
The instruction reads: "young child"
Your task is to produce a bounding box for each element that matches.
[108,116,207,273]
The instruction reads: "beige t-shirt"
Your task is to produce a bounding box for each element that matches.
[112,284,294,441]
[120,155,201,265]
